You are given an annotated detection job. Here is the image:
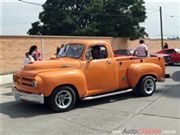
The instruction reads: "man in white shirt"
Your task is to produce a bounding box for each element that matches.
[134,39,148,57]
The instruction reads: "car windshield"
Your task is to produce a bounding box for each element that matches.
[165,49,176,54]
[57,44,84,59]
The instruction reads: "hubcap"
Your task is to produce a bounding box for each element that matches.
[144,79,155,94]
[55,90,72,109]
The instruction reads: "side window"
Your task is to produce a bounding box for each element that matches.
[99,46,108,59]
[86,45,108,60]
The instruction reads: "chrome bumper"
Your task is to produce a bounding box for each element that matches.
[12,87,44,104]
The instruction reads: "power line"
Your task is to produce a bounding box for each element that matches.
[163,12,180,30]
[161,12,180,19]
[17,0,139,18]
[18,0,159,18]
[170,16,180,20]
[170,15,180,18]
[18,0,42,6]
[162,13,180,37]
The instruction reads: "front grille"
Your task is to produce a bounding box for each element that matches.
[21,77,34,87]
[22,83,33,87]
[22,77,33,82]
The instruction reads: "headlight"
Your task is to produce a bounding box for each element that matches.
[32,80,37,87]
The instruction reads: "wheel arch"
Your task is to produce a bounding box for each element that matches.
[139,74,157,83]
[48,84,80,100]
[39,69,88,98]
[127,63,162,88]
[134,75,156,96]
[132,74,158,88]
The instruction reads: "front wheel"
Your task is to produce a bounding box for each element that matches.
[135,76,156,96]
[47,86,76,112]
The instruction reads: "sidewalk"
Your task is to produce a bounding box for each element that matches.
[0,74,13,86]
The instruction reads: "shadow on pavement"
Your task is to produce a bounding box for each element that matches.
[0,102,54,118]
[163,84,180,99]
[1,83,179,118]
[1,92,135,118]
[76,92,135,108]
[171,71,180,82]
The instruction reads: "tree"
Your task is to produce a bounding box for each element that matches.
[28,0,148,38]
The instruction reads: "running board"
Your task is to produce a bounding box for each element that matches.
[82,89,133,101]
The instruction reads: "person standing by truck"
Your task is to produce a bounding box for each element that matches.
[163,42,169,49]
[28,45,42,61]
[24,45,42,65]
[133,39,148,57]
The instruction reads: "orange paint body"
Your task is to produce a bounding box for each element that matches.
[13,40,165,99]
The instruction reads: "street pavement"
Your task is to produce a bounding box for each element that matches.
[0,74,13,86]
[0,65,180,135]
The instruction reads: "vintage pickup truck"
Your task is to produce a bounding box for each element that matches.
[13,40,166,112]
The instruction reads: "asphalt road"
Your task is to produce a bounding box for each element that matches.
[1,65,180,135]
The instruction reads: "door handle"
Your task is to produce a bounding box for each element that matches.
[106,60,112,64]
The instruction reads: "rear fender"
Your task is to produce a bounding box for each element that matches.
[127,63,163,88]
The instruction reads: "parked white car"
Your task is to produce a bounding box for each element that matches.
[175,48,180,53]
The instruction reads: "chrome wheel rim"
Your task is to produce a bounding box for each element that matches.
[55,90,72,109]
[144,79,155,94]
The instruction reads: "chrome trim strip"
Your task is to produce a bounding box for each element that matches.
[82,89,133,100]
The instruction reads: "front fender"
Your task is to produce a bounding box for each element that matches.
[38,69,87,97]
[127,63,163,88]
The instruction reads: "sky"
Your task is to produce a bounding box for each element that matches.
[0,0,180,38]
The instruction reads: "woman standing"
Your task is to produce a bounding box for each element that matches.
[28,45,39,61]
[24,45,41,64]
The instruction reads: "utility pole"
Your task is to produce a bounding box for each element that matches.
[160,6,164,49]
[19,0,44,59]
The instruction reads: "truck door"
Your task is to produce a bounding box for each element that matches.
[84,45,117,93]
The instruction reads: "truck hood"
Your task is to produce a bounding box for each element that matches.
[20,58,81,77]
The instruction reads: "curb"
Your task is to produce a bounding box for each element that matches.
[0,82,14,87]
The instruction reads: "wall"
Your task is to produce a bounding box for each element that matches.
[128,39,180,54]
[0,36,128,74]
[0,36,179,74]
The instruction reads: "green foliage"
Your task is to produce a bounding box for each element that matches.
[28,0,148,38]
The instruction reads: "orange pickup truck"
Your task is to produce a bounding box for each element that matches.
[13,40,166,112]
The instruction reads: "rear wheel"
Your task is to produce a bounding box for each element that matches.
[47,86,76,112]
[135,76,156,96]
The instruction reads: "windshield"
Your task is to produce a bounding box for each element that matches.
[165,49,176,54]
[57,44,84,59]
